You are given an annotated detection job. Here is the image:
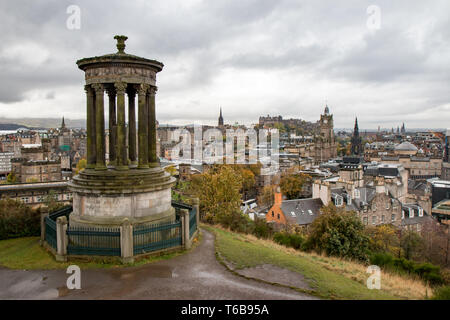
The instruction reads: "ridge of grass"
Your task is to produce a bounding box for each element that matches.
[203,224,432,300]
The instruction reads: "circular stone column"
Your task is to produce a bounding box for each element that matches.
[69,35,175,228]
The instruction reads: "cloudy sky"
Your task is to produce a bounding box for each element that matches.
[0,0,449,129]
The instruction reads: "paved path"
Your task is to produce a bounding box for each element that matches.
[0,230,316,300]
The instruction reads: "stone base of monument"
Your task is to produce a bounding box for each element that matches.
[68,167,176,228]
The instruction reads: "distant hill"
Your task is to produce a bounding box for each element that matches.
[0,117,86,129]
[0,123,30,130]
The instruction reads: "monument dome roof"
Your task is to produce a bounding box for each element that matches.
[394,141,418,151]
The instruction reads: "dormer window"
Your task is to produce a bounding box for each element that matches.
[409,208,414,218]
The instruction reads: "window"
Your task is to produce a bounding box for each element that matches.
[418,208,423,217]
[272,211,274,217]
[381,215,385,223]
[347,194,352,205]
[372,203,377,211]
[417,224,422,232]
[277,213,280,220]
[391,214,396,222]
[386,202,390,210]
[354,189,360,198]
[363,217,368,225]
[409,208,414,218]
[402,211,405,219]
[335,195,343,207]
[372,216,377,225]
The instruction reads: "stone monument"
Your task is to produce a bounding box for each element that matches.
[68,35,175,228]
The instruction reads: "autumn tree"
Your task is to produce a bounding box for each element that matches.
[258,185,275,208]
[75,158,87,174]
[365,224,400,255]
[6,172,17,184]
[279,168,311,200]
[189,165,243,223]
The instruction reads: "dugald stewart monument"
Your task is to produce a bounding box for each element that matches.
[69,35,176,229]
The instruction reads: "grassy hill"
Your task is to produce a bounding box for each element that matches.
[204,224,433,300]
[0,117,85,129]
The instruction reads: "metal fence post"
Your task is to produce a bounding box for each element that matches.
[120,218,134,263]
[40,206,49,246]
[181,209,191,249]
[56,216,68,262]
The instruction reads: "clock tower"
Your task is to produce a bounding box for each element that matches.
[314,105,337,164]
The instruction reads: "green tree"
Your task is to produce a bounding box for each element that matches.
[400,230,424,260]
[306,203,370,261]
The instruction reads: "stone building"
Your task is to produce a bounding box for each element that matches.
[11,158,62,183]
[0,181,71,209]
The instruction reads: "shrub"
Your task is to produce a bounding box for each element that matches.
[0,199,41,240]
[214,210,254,234]
[414,263,443,286]
[369,252,445,286]
[431,286,450,300]
[252,217,272,239]
[370,252,394,267]
[273,232,305,250]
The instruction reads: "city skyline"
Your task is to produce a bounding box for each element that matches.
[0,1,449,129]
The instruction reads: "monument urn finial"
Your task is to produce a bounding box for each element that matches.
[114,35,128,54]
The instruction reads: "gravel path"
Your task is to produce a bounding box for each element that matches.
[0,230,317,300]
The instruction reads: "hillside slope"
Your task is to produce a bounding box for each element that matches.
[204,224,432,300]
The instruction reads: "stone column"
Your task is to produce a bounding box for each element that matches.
[56,216,68,262]
[115,82,128,170]
[127,87,137,165]
[181,209,191,249]
[92,83,106,170]
[138,84,149,169]
[148,86,158,167]
[120,218,134,263]
[85,85,96,169]
[40,206,49,246]
[107,87,117,165]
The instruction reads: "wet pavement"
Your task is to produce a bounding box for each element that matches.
[0,230,317,300]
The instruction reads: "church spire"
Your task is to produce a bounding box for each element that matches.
[218,107,224,127]
[354,117,359,134]
[351,117,362,156]
[61,116,66,129]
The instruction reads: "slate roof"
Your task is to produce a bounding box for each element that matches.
[281,198,323,225]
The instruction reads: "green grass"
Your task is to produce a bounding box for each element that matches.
[0,232,202,270]
[204,225,399,300]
